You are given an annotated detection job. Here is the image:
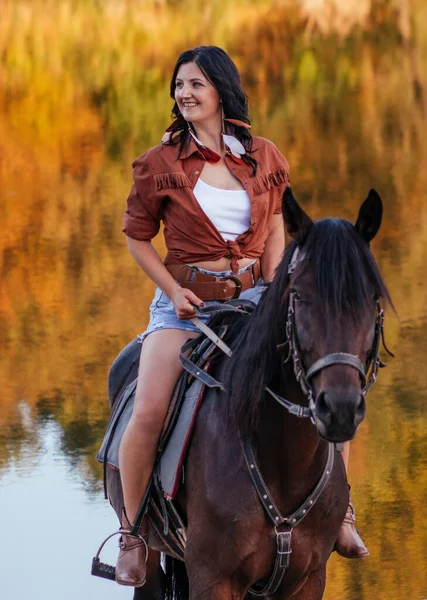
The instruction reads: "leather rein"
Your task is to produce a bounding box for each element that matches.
[186,246,393,596]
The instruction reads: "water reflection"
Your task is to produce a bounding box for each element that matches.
[0,408,129,600]
[1,0,427,598]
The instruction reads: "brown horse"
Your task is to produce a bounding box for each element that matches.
[106,188,392,600]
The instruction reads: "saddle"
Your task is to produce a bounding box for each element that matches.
[93,301,255,575]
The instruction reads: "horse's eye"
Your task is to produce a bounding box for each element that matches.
[291,289,302,301]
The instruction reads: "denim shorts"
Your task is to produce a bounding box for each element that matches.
[138,261,264,343]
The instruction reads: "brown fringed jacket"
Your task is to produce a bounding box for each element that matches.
[123,135,290,273]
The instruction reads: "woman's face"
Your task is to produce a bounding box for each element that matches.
[174,61,221,125]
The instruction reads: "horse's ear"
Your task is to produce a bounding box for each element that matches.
[354,189,383,244]
[282,187,313,243]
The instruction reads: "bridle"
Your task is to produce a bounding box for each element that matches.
[266,247,394,422]
[186,244,393,423]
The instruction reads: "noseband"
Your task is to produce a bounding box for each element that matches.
[266,247,393,421]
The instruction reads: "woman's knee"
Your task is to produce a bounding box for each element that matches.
[129,401,168,434]
[132,373,177,416]
[126,328,199,436]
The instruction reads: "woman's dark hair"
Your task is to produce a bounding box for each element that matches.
[166,46,258,174]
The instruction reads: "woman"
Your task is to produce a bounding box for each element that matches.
[117,46,367,588]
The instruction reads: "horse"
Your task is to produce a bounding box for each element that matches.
[105,187,392,600]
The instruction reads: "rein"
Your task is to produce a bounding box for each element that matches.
[187,303,338,596]
[185,248,393,596]
[192,292,392,423]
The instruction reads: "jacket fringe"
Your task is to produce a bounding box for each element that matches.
[252,167,290,196]
[154,172,191,191]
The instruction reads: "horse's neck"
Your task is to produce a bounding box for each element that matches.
[254,373,328,506]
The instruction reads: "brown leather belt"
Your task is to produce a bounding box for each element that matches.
[165,260,261,301]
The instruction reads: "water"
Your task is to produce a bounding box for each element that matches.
[1,2,427,598]
[0,414,129,600]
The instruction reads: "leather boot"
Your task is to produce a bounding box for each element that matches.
[115,509,148,587]
[335,489,369,559]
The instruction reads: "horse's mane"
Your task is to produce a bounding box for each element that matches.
[223,218,393,437]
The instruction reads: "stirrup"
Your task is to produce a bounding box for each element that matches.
[91,530,148,581]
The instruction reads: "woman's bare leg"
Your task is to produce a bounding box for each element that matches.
[115,328,198,587]
[119,328,199,523]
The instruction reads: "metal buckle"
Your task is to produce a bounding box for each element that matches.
[296,405,306,418]
[276,532,292,553]
[224,274,243,299]
[275,529,293,567]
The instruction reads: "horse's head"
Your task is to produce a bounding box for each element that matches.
[282,188,390,442]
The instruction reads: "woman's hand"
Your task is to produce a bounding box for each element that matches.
[125,239,205,319]
[171,287,205,320]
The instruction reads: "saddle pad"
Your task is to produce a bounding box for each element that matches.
[96,371,206,501]
[159,377,205,500]
[96,378,137,470]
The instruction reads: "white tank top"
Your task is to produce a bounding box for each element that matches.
[193,178,251,241]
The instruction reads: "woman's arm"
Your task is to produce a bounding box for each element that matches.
[260,213,285,283]
[126,237,203,318]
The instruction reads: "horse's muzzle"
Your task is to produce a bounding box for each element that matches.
[313,386,366,442]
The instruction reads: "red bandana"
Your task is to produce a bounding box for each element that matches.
[161,119,251,164]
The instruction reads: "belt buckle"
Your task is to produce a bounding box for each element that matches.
[224,275,242,299]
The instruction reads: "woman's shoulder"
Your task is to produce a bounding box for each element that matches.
[251,135,284,154]
[132,143,181,173]
[251,136,289,170]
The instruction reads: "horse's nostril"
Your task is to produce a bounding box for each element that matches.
[355,394,366,423]
[315,390,332,426]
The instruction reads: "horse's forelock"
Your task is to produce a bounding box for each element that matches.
[304,219,391,321]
